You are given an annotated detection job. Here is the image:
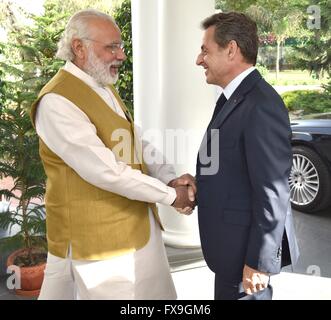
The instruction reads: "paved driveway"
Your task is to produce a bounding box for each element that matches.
[169,207,331,299]
[1,207,331,300]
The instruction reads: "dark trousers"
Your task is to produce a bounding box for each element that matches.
[214,274,273,300]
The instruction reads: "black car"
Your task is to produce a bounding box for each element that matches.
[290,114,331,213]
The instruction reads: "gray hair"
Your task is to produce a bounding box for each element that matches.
[56,9,117,61]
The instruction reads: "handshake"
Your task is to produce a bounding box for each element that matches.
[168,174,196,215]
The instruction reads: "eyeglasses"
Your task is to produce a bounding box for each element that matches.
[81,38,125,54]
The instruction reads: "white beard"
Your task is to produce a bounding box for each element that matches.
[84,49,120,86]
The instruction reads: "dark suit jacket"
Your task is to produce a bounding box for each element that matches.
[196,70,299,283]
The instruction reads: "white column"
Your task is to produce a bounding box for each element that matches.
[132,0,215,247]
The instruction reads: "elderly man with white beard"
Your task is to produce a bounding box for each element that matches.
[30,9,196,300]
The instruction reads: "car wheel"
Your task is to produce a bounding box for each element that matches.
[289,145,331,213]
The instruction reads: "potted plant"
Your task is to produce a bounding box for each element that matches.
[0,2,54,297]
[0,103,47,297]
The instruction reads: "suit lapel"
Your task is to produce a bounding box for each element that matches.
[210,94,244,130]
[199,70,262,153]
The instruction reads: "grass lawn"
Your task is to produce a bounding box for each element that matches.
[264,70,328,86]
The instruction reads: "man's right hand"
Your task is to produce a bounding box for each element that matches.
[168,174,197,200]
[171,186,196,212]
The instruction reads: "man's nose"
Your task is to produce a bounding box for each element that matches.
[196,53,203,66]
[117,48,126,61]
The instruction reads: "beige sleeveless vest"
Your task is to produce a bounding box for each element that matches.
[31,69,160,260]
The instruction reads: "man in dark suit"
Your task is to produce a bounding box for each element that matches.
[195,12,299,300]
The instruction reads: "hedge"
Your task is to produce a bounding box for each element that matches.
[281,90,331,115]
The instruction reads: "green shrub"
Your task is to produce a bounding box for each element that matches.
[322,78,331,96]
[256,63,268,77]
[113,0,133,115]
[281,90,331,115]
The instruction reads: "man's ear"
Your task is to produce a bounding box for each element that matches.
[71,38,85,60]
[227,40,239,61]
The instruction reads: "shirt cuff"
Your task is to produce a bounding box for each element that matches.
[161,172,177,186]
[159,186,177,206]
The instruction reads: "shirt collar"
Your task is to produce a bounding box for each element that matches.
[222,66,255,100]
[63,61,104,89]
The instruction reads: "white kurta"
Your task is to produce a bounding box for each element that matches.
[36,61,177,300]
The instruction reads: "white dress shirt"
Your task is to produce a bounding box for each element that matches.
[222,66,255,100]
[36,61,177,205]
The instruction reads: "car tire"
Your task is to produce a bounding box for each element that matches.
[289,145,331,213]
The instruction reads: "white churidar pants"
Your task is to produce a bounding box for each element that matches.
[38,210,177,300]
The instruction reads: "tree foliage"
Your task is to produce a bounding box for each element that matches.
[216,0,305,78]
[112,0,133,114]
[0,86,47,259]
[291,0,331,78]
[216,0,331,78]
[0,2,53,260]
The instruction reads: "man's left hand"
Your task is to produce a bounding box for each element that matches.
[242,264,269,295]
